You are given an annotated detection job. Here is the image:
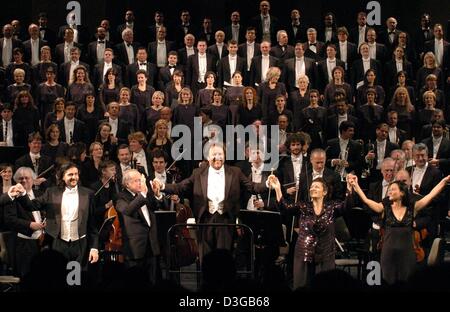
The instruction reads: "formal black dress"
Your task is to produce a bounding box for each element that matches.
[76,106,104,145]
[380,197,416,285]
[35,83,65,120]
[238,105,262,127]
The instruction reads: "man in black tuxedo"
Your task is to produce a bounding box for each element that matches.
[174,10,197,49]
[125,47,157,88]
[152,144,267,256]
[21,162,99,265]
[4,167,45,277]
[0,102,24,147]
[92,48,122,90]
[57,18,89,46]
[408,144,445,243]
[351,43,381,89]
[147,26,176,69]
[147,11,168,44]
[378,17,403,54]
[116,10,142,44]
[116,169,163,283]
[58,46,90,88]
[23,24,47,67]
[364,123,399,182]
[304,28,325,62]
[37,12,56,49]
[326,100,359,141]
[115,144,145,191]
[238,27,261,85]
[114,28,140,69]
[317,12,338,44]
[207,31,229,66]
[250,0,280,43]
[15,132,52,189]
[299,148,344,201]
[177,33,197,66]
[285,9,306,46]
[54,28,83,66]
[186,39,216,96]
[57,102,88,145]
[414,13,433,58]
[270,30,295,66]
[86,26,113,69]
[217,40,246,87]
[349,12,368,49]
[283,42,317,92]
[423,120,450,175]
[366,28,387,64]
[0,24,24,68]
[224,11,246,44]
[423,24,449,70]
[249,40,279,87]
[317,44,346,92]
[326,121,362,176]
[157,51,183,91]
[336,27,358,73]
[99,102,131,145]
[386,110,407,146]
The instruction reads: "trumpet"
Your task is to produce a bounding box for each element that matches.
[335,147,349,182]
[361,140,375,179]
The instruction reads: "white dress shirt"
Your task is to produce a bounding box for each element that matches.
[96,40,106,64]
[216,43,224,59]
[308,42,317,54]
[61,186,80,242]
[157,40,167,67]
[381,179,389,198]
[368,42,376,59]
[228,55,237,83]
[291,154,303,185]
[186,46,195,57]
[327,58,337,81]
[339,41,348,64]
[247,164,263,210]
[246,42,255,70]
[338,114,348,128]
[312,170,323,179]
[232,24,240,42]
[154,171,167,185]
[388,127,397,144]
[69,60,79,84]
[103,62,113,80]
[30,38,40,66]
[198,53,207,83]
[435,39,444,67]
[261,55,270,82]
[30,152,41,173]
[125,42,134,64]
[64,117,75,144]
[395,60,403,73]
[2,38,12,67]
[261,14,271,41]
[207,166,225,214]
[362,57,371,76]
[412,163,428,190]
[295,57,305,88]
[432,135,443,159]
[376,139,386,169]
[133,149,149,175]
[108,117,118,137]
[325,28,333,42]
[2,119,13,146]
[64,42,74,63]
[358,26,366,47]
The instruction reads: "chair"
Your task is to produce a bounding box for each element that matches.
[334,216,368,280]
[427,237,445,266]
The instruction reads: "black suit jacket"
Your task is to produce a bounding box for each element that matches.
[224,24,246,44]
[92,62,122,89]
[185,53,216,88]
[114,42,140,68]
[349,26,368,46]
[336,41,358,71]
[147,40,176,66]
[58,61,90,87]
[54,42,83,66]
[125,62,157,88]
[237,42,261,62]
[177,46,198,66]
[0,117,24,146]
[217,55,246,87]
[303,41,325,62]
[15,154,53,180]
[422,137,450,174]
[0,38,23,67]
[378,29,402,52]
[384,59,413,89]
[164,164,266,222]
[56,118,88,144]
[207,44,229,66]
[22,39,48,64]
[285,24,307,45]
[366,140,399,172]
[116,189,161,259]
[249,55,279,87]
[86,40,113,67]
[157,64,184,90]
[39,27,56,49]
[250,15,280,43]
[317,59,346,92]
[22,186,99,249]
[270,45,295,64]
[325,138,363,175]
[424,39,450,71]
[299,166,344,200]
[99,118,131,145]
[325,114,359,140]
[277,154,308,201]
[350,58,382,88]
[282,56,317,92]
[57,25,89,46]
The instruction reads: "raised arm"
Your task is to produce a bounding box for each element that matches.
[347,174,384,213]
[415,175,450,212]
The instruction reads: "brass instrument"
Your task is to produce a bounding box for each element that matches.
[361,140,374,179]
[335,146,349,182]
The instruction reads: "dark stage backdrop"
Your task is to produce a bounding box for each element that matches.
[0,0,449,40]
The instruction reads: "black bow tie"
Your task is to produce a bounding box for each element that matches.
[388,31,395,35]
[310,43,316,46]
[98,40,105,44]
[140,63,147,66]
[126,43,132,47]
[168,65,176,69]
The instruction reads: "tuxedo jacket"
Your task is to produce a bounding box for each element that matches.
[378,29,402,52]
[58,61,90,88]
[383,59,414,89]
[98,118,131,145]
[21,186,99,249]
[116,189,162,259]
[217,55,246,87]
[147,40,176,66]
[350,58,382,88]
[114,42,140,68]
[424,39,450,71]
[277,154,308,201]
[86,40,113,68]
[185,53,216,87]
[299,166,344,200]
[157,64,184,90]
[54,42,83,66]
[357,104,385,142]
[422,137,450,173]
[336,41,358,71]
[125,62,157,88]
[282,56,317,92]
[56,118,88,144]
[38,27,56,49]
[237,162,275,211]
[285,24,307,46]
[249,55,279,87]
[164,164,266,222]
[325,114,359,140]
[317,59,346,92]
[115,164,146,192]
[250,14,280,43]
[366,140,399,171]
[0,117,25,146]
[270,45,295,64]
[369,43,388,64]
[177,46,198,66]
[92,62,122,89]
[174,24,198,49]
[207,43,229,66]
[387,127,407,146]
[22,39,48,65]
[0,38,24,67]
[57,25,90,46]
[224,24,246,44]
[237,42,261,61]
[32,61,58,84]
[325,138,363,175]
[303,41,325,62]
[349,26,368,46]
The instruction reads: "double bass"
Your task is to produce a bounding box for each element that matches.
[166,167,199,268]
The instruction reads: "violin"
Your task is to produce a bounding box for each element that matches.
[413,228,428,263]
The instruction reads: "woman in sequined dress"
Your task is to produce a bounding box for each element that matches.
[348,173,450,284]
[268,174,354,289]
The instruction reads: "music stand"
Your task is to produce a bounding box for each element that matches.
[238,210,284,247]
[155,210,177,248]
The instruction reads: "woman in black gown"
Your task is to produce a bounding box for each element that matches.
[349,173,450,284]
[268,174,354,289]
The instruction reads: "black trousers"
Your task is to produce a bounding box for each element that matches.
[293,255,335,289]
[53,237,87,266]
[200,212,234,258]
[126,244,158,285]
[15,237,41,277]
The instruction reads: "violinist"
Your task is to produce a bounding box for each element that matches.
[116,144,146,191]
